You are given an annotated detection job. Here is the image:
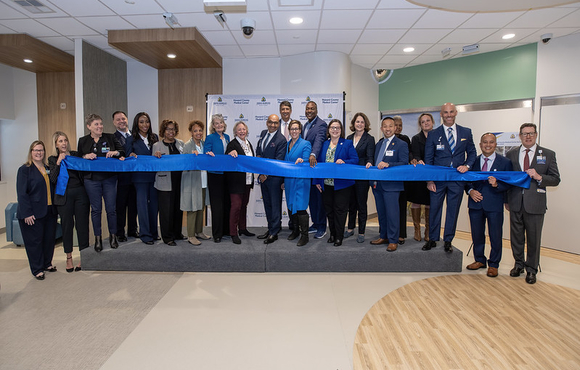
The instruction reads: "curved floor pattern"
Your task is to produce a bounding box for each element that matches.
[354,274,580,369]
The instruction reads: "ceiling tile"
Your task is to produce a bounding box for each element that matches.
[232,29,277,44]
[459,12,525,29]
[0,19,60,37]
[516,27,580,43]
[548,8,580,27]
[317,29,362,43]
[224,11,274,31]
[349,54,382,65]
[275,29,318,44]
[37,36,74,51]
[506,7,576,28]
[316,43,354,53]
[0,24,16,33]
[213,44,245,57]
[246,0,269,11]
[81,35,111,50]
[378,54,416,64]
[77,16,136,35]
[358,29,406,43]
[388,43,431,55]
[367,9,426,29]
[241,44,279,57]
[324,0,380,9]
[278,43,316,56]
[320,9,373,29]
[350,43,394,55]
[377,0,424,9]
[45,0,115,17]
[199,30,237,45]
[480,28,537,44]
[0,2,27,19]
[424,42,465,55]
[122,14,170,29]
[414,8,474,29]
[406,54,445,66]
[154,0,205,13]
[37,17,100,36]
[3,0,68,18]
[98,0,165,15]
[438,28,496,44]
[271,10,321,30]
[399,28,451,44]
[269,0,323,11]
[173,12,230,31]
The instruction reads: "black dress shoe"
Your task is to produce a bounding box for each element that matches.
[94,236,103,252]
[510,266,525,277]
[144,241,154,245]
[232,235,242,244]
[333,239,343,247]
[257,231,270,239]
[444,241,453,253]
[422,240,436,251]
[238,229,255,237]
[117,235,128,242]
[167,241,177,246]
[110,235,119,249]
[214,237,222,243]
[128,232,140,238]
[525,272,537,284]
[264,234,278,244]
[398,238,405,245]
[327,235,335,243]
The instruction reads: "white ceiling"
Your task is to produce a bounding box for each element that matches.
[1,0,580,70]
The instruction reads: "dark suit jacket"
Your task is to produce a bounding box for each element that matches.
[76,133,125,180]
[130,134,158,183]
[302,116,328,159]
[225,138,255,194]
[115,131,133,185]
[411,131,428,162]
[373,136,409,192]
[425,124,476,169]
[466,154,512,212]
[256,129,286,161]
[314,138,359,191]
[506,145,560,215]
[16,164,55,219]
[347,131,376,166]
[48,152,83,206]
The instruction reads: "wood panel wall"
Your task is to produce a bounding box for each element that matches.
[158,68,222,142]
[36,71,76,152]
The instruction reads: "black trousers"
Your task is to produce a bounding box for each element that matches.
[116,182,138,237]
[19,208,57,276]
[158,189,183,243]
[57,186,90,253]
[347,180,370,235]
[322,185,351,240]
[398,190,407,238]
[208,173,231,239]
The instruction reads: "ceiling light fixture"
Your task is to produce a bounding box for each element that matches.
[167,54,176,59]
[163,12,180,29]
[462,43,480,55]
[441,47,451,58]
[289,17,303,25]
[23,59,33,63]
[403,47,415,53]
[203,0,246,5]
[502,33,515,40]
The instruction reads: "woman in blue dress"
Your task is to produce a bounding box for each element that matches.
[284,120,312,247]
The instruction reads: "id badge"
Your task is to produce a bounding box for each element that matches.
[101,146,110,153]
[536,156,546,164]
[436,144,445,151]
[385,150,394,157]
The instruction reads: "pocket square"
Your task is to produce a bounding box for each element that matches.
[461,138,466,141]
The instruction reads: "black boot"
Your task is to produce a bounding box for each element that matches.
[94,236,103,252]
[287,214,300,240]
[110,234,119,249]
[297,214,309,247]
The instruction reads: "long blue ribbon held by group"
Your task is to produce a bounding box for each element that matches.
[56,154,531,195]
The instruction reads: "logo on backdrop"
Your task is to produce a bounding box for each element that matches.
[257,97,271,106]
[327,113,333,119]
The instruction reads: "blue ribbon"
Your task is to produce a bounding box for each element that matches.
[56,154,530,195]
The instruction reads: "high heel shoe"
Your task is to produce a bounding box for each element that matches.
[66,256,74,273]
[94,236,103,252]
[75,266,82,272]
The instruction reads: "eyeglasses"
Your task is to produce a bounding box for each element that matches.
[329,126,341,131]
[520,132,536,137]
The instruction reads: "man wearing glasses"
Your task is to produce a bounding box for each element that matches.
[506,123,560,284]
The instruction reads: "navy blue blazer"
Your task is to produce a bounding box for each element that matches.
[204,132,230,174]
[256,129,286,161]
[302,116,328,159]
[373,136,409,192]
[16,164,55,220]
[466,154,513,212]
[424,124,476,169]
[347,131,376,166]
[130,134,158,183]
[314,138,359,191]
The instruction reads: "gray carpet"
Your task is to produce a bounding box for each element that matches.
[81,227,463,273]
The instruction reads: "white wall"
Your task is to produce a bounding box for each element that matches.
[127,60,159,133]
[0,67,39,228]
[223,58,281,94]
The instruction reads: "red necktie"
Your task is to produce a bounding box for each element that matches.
[482,157,489,171]
[523,149,530,171]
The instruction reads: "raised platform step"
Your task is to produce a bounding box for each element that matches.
[81,227,463,273]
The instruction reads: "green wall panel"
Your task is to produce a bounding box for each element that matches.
[379,43,537,111]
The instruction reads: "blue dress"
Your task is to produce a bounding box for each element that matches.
[284,137,311,213]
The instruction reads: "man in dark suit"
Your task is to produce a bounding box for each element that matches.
[113,111,138,242]
[506,123,560,284]
[424,103,477,252]
[466,133,513,277]
[370,117,409,252]
[303,101,328,239]
[256,114,287,244]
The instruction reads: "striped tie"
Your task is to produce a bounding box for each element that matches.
[448,127,455,154]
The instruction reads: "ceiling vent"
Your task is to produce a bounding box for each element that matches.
[13,0,55,14]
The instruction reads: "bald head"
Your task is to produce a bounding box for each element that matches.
[267,114,280,133]
[441,102,457,127]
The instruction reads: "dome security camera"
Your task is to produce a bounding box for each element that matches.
[541,33,553,44]
[241,18,256,37]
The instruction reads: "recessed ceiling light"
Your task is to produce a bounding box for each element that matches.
[502,33,515,40]
[167,53,176,59]
[23,59,33,63]
[403,47,415,53]
[289,17,303,25]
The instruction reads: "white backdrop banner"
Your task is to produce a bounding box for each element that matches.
[206,93,344,227]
